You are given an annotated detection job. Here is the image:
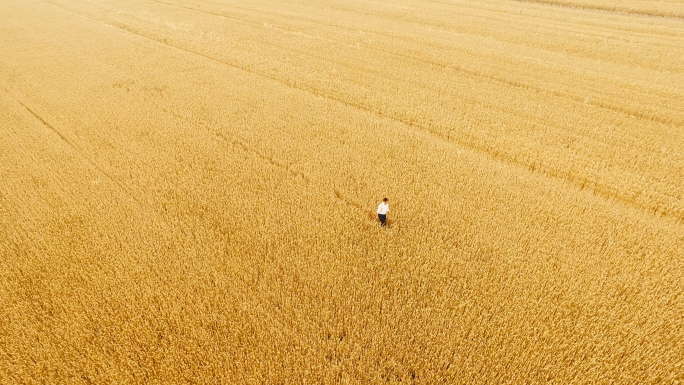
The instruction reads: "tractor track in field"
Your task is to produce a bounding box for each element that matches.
[2,86,234,249]
[152,0,684,129]
[512,0,684,20]
[37,0,684,225]
[12,94,145,208]
[211,129,311,184]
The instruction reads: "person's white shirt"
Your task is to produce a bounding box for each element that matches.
[377,202,390,215]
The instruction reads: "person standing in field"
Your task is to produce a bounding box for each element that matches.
[377,198,389,227]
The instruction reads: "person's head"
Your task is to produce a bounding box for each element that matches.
[383,198,388,203]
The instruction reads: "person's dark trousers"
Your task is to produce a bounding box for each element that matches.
[378,214,386,226]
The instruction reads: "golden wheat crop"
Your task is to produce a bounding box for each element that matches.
[1,0,683,383]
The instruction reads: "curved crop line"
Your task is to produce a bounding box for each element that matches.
[177,0,684,47]
[11,93,144,207]
[211,130,311,183]
[152,0,684,128]
[510,0,684,20]
[39,0,684,224]
[333,188,362,210]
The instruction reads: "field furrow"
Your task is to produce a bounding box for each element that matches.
[1,0,683,383]
[36,0,684,223]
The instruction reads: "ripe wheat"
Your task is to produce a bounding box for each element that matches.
[1,0,683,383]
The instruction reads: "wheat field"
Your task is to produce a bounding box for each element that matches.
[1,0,683,383]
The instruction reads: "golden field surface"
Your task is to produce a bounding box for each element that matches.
[1,0,683,382]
